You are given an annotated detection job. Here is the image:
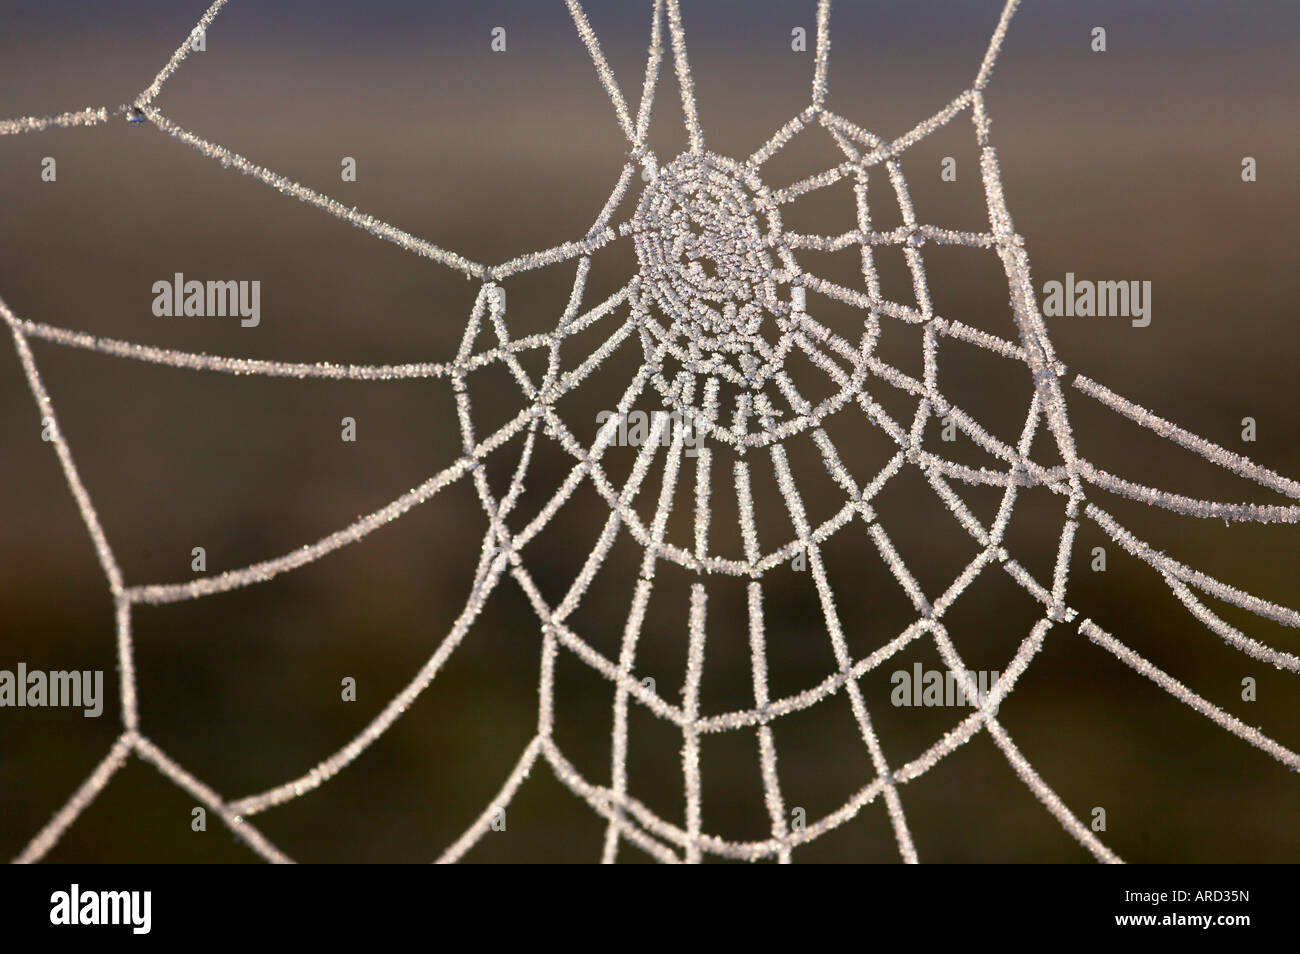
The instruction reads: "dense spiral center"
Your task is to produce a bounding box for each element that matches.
[632,151,792,384]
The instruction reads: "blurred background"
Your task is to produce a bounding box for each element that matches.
[0,0,1297,863]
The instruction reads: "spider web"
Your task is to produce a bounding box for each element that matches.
[5,0,1298,864]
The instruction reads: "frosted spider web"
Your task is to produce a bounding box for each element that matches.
[5,0,1299,864]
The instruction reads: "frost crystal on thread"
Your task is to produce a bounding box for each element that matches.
[4,0,1297,865]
